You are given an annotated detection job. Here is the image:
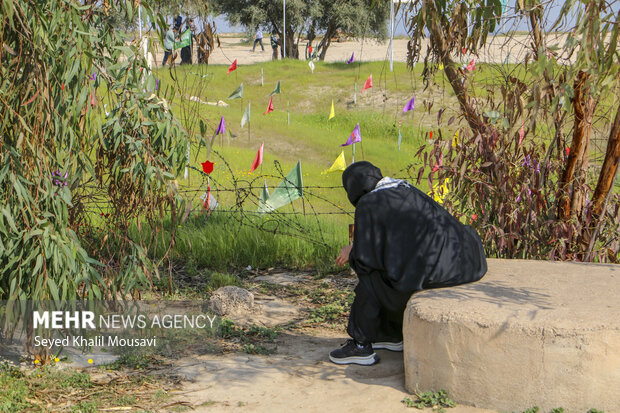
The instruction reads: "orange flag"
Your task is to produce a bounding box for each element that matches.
[227,59,238,74]
[250,142,264,172]
[263,96,274,115]
[361,74,372,92]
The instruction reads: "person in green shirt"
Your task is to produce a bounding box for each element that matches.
[162,26,177,66]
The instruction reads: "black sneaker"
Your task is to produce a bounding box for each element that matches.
[329,339,379,366]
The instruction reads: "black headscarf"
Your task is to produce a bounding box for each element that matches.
[342,162,383,207]
[344,161,487,293]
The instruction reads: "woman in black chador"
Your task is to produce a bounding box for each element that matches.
[330,161,487,366]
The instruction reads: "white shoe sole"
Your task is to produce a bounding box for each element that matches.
[329,353,379,366]
[372,341,403,351]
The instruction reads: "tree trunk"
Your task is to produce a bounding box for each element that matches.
[558,71,597,220]
[591,103,620,216]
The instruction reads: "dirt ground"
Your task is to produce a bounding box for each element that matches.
[152,33,567,68]
[160,272,498,413]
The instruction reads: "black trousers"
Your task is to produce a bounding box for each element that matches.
[347,272,413,344]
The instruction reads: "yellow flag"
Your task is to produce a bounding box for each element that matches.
[438,62,444,70]
[321,151,346,174]
[329,99,335,120]
[428,178,451,204]
[452,130,459,147]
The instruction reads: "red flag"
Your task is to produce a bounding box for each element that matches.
[263,96,274,115]
[362,74,372,92]
[90,93,95,107]
[201,160,214,174]
[465,58,476,72]
[227,59,237,74]
[250,142,264,173]
[308,45,313,54]
[518,123,524,146]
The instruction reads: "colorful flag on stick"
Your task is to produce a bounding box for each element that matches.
[452,130,459,147]
[264,96,274,115]
[403,97,415,113]
[268,81,281,96]
[398,120,402,151]
[518,123,524,146]
[362,75,372,92]
[309,60,315,73]
[227,59,238,74]
[250,142,264,172]
[466,58,476,72]
[346,52,355,64]
[214,116,226,136]
[322,151,346,174]
[257,161,303,213]
[341,123,361,146]
[241,103,251,128]
[438,62,444,70]
[228,83,244,100]
[329,100,335,120]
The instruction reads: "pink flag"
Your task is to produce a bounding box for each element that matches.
[250,142,264,172]
[403,97,415,113]
[466,58,476,72]
[361,75,372,92]
[518,123,524,146]
[341,123,361,146]
[263,96,274,115]
[90,93,95,107]
[227,59,238,74]
[346,52,355,64]
[214,116,226,136]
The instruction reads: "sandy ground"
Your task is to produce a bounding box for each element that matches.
[152,33,568,68]
[160,274,498,413]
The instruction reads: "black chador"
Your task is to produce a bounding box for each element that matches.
[335,161,487,358]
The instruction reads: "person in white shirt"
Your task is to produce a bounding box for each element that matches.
[252,27,265,52]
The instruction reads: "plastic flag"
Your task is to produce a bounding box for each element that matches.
[249,142,264,172]
[341,123,361,146]
[263,96,274,115]
[452,130,459,147]
[228,83,244,100]
[329,100,335,120]
[309,60,315,73]
[362,75,372,92]
[241,103,251,128]
[466,58,476,72]
[518,123,524,146]
[403,97,415,113]
[227,59,237,74]
[268,81,281,96]
[322,151,346,174]
[346,52,354,64]
[257,161,303,213]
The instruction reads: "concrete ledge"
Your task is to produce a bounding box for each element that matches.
[403,259,620,412]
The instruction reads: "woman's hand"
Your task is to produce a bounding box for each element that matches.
[335,245,352,267]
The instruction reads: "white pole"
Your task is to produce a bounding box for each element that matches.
[138,5,142,39]
[389,0,394,72]
[283,0,286,58]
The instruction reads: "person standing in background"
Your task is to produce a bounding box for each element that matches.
[270,32,279,60]
[162,25,177,66]
[252,27,265,52]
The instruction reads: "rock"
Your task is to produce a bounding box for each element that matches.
[208,286,254,316]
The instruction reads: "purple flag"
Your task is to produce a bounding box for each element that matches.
[346,52,354,65]
[155,78,160,90]
[215,116,226,135]
[403,97,415,113]
[341,123,361,146]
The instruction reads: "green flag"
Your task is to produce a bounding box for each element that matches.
[175,29,191,50]
[228,83,244,100]
[267,81,281,96]
[241,102,251,128]
[257,161,303,213]
[258,180,270,211]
